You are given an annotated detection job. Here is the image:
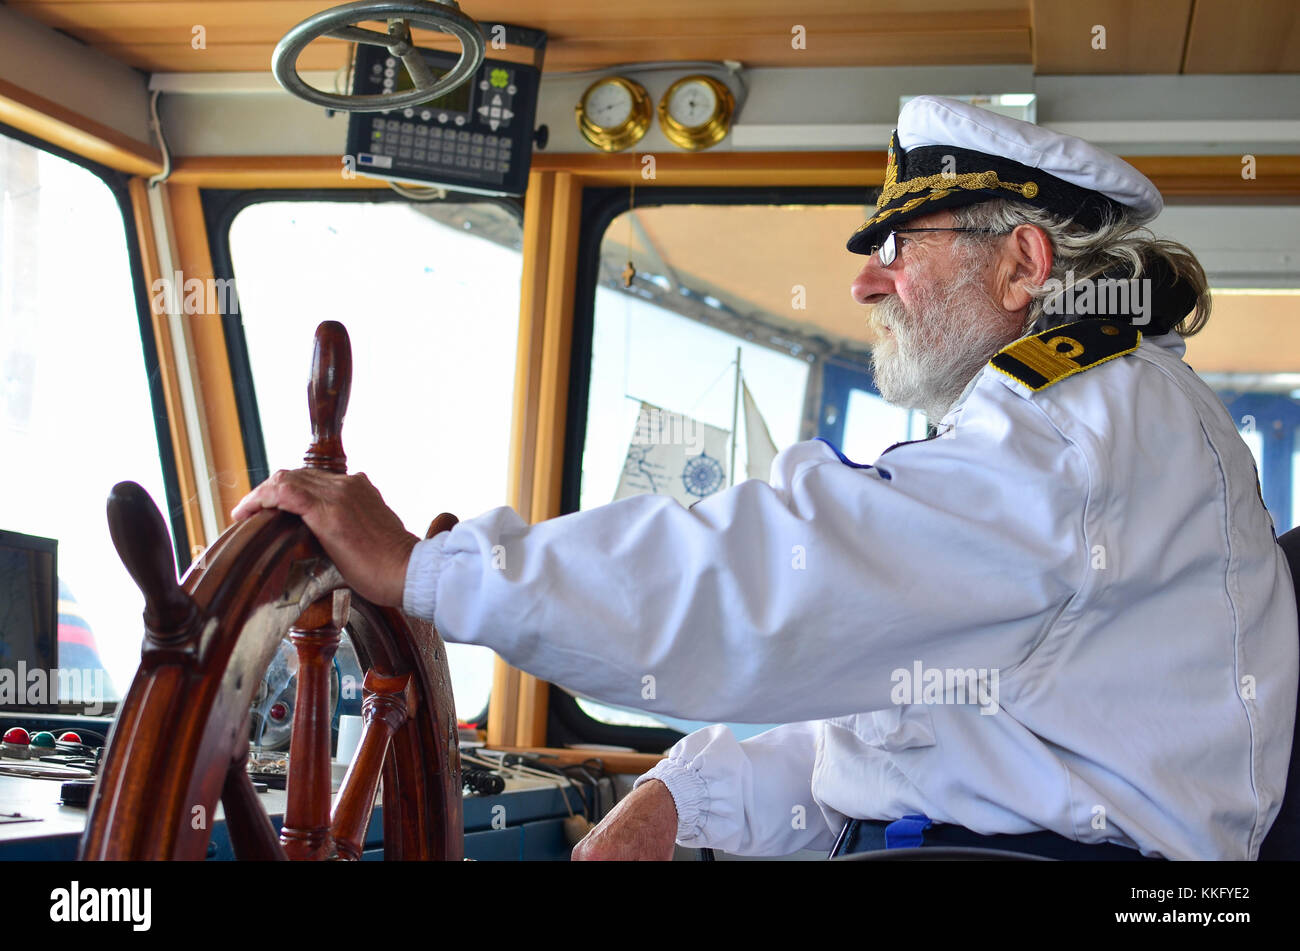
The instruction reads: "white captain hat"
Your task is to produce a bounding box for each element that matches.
[847,96,1164,255]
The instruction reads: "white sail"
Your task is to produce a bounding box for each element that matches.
[743,381,779,482]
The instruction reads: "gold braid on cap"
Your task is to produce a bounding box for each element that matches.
[879,169,1040,205]
[853,137,1041,238]
[883,132,899,190]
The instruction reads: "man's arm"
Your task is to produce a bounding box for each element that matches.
[574,720,835,860]
[401,390,1085,722]
[570,779,678,861]
[234,372,1087,725]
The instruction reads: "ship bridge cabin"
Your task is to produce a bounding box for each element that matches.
[0,0,1299,903]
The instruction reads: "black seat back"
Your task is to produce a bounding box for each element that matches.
[1259,527,1300,859]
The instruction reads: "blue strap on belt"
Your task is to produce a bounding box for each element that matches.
[884,813,932,849]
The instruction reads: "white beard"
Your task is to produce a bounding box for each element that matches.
[868,257,1023,421]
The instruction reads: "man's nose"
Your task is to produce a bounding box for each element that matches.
[851,255,897,306]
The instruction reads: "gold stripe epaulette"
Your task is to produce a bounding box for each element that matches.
[990,319,1140,392]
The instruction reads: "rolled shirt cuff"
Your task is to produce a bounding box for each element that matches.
[402,532,452,620]
[634,758,710,844]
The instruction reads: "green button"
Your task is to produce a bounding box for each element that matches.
[490,68,509,88]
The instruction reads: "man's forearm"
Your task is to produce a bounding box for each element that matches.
[634,721,835,856]
[571,779,678,861]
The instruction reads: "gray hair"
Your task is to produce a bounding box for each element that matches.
[949,199,1211,336]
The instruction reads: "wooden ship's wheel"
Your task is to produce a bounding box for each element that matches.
[81,321,462,860]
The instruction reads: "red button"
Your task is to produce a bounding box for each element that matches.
[2,727,30,745]
[57,732,82,744]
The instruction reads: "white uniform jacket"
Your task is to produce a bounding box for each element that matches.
[403,326,1298,860]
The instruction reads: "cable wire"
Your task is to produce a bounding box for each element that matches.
[146,90,173,188]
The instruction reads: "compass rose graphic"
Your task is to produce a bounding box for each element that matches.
[681,452,724,498]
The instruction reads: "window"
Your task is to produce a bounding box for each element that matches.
[0,129,174,706]
[579,281,811,513]
[1149,205,1300,530]
[824,360,928,465]
[226,198,524,720]
[842,388,927,462]
[570,196,919,738]
[1212,383,1300,530]
[566,198,1300,742]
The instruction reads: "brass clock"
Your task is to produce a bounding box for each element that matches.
[657,75,734,151]
[576,77,652,152]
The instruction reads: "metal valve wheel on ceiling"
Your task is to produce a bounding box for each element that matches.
[272,0,486,112]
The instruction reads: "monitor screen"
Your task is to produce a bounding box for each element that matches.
[390,57,473,114]
[0,529,58,712]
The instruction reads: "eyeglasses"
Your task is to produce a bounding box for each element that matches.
[872,228,1000,268]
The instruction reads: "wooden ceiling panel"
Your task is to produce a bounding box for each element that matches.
[8,0,1298,75]
[1031,0,1192,73]
[505,30,1028,72]
[9,0,1031,72]
[1183,0,1300,73]
[9,2,354,44]
[6,3,1029,40]
[6,35,1031,74]
[9,0,1027,19]
[89,40,353,73]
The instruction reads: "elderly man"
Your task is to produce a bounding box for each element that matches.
[233,97,1297,861]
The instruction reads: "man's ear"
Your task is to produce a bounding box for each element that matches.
[996,223,1053,313]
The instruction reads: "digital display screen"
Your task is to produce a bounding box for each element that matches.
[390,59,473,114]
[0,530,57,710]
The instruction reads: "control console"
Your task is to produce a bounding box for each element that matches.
[344,25,546,197]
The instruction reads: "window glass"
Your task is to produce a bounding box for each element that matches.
[0,132,172,706]
[572,203,1300,738]
[229,200,523,719]
[1158,205,1300,530]
[841,388,926,463]
[1213,388,1300,532]
[580,284,810,512]
[1241,427,1265,475]
[1187,285,1300,532]
[1292,444,1300,532]
[574,202,918,737]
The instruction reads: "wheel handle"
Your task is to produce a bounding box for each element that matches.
[272,0,486,113]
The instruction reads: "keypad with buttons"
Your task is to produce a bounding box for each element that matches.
[347,44,535,195]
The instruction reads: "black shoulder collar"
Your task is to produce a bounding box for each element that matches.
[991,319,1141,392]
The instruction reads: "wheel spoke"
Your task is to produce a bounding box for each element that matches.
[331,670,416,860]
[325,25,396,47]
[279,589,349,860]
[401,49,439,91]
[222,744,287,861]
[385,18,414,52]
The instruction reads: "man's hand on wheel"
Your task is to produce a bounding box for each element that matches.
[230,469,418,609]
[571,778,679,861]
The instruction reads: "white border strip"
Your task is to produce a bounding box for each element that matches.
[1045,120,1300,143]
[731,120,1300,149]
[144,185,221,548]
[149,71,341,94]
[731,123,894,148]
